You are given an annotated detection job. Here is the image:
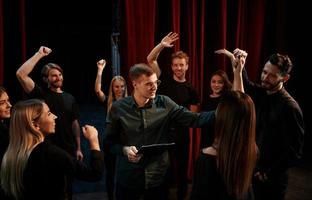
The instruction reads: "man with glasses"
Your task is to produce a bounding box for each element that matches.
[105,63,214,200]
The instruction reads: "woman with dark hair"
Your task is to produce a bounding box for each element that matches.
[1,99,104,200]
[0,87,12,199]
[191,91,257,199]
[0,86,12,162]
[201,70,232,148]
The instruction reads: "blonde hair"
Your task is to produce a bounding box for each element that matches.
[1,99,45,199]
[107,76,128,113]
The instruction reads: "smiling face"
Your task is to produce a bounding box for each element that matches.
[47,69,63,89]
[112,79,126,100]
[171,58,188,80]
[0,91,12,120]
[133,73,159,100]
[261,61,286,91]
[210,74,225,96]
[36,103,57,135]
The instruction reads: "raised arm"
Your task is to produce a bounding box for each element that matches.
[147,32,179,77]
[215,48,247,92]
[16,46,52,93]
[94,59,106,102]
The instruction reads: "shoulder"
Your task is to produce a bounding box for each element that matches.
[31,141,73,163]
[280,89,302,113]
[62,91,75,99]
[155,95,177,105]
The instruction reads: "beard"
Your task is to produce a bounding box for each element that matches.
[261,80,281,91]
[50,80,63,88]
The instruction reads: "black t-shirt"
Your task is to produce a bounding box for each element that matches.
[158,74,199,108]
[200,95,221,148]
[157,74,200,142]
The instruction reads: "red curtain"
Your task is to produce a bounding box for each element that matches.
[121,0,156,81]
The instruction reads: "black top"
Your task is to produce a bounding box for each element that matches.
[0,119,9,163]
[201,95,221,148]
[105,95,215,190]
[158,74,200,143]
[243,70,305,176]
[191,152,254,200]
[28,84,80,155]
[22,141,104,200]
[0,120,10,200]
[158,74,199,108]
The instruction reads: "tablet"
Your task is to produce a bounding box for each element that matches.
[137,143,175,155]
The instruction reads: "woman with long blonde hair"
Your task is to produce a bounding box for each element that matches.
[95,59,128,200]
[1,99,103,199]
[95,59,128,113]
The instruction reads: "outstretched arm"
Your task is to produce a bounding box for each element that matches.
[147,32,179,78]
[94,59,106,102]
[16,46,52,93]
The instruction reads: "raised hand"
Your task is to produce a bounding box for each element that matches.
[82,125,100,151]
[97,59,106,71]
[161,32,179,48]
[38,46,52,56]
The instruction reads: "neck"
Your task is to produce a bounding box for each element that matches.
[267,82,283,95]
[115,95,123,100]
[133,93,150,107]
[49,87,62,93]
[210,93,221,98]
[173,75,186,82]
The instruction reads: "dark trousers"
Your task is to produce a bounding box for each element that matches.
[104,152,116,200]
[167,127,189,200]
[175,137,189,200]
[253,172,288,200]
[115,183,168,200]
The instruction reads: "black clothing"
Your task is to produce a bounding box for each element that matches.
[158,74,200,199]
[0,119,9,163]
[200,95,221,148]
[158,74,199,108]
[105,95,214,197]
[191,152,254,200]
[243,70,304,199]
[28,84,80,156]
[23,141,104,200]
[0,120,10,200]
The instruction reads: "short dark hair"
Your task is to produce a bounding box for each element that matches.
[129,63,155,81]
[269,53,293,76]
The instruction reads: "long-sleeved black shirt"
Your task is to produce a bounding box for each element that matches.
[22,141,104,200]
[243,70,304,176]
[105,95,214,190]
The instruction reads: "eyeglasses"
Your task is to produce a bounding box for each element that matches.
[143,80,161,88]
